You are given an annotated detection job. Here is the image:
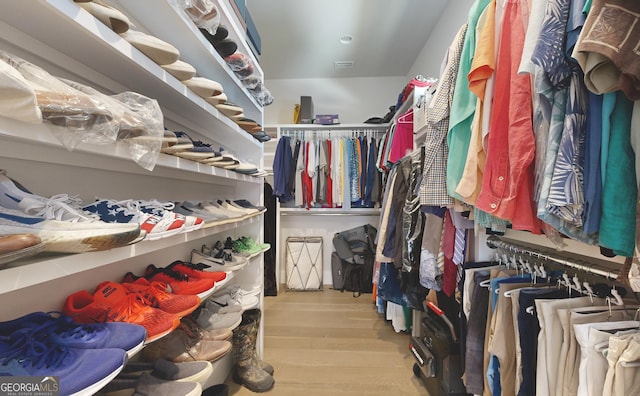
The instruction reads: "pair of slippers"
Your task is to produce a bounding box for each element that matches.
[199,26,237,59]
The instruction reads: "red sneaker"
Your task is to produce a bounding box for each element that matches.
[121,276,201,318]
[63,281,180,343]
[166,260,227,282]
[144,264,215,299]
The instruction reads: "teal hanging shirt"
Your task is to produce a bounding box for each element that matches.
[446,0,492,201]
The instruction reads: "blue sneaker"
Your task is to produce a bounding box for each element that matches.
[0,312,146,358]
[0,329,127,396]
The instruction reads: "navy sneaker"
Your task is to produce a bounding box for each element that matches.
[233,199,267,213]
[0,311,146,358]
[0,329,127,396]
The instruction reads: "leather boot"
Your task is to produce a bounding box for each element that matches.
[232,310,274,392]
[243,309,274,375]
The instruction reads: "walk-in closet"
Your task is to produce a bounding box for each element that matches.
[0,0,638,395]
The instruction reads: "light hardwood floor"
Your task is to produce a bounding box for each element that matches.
[225,288,428,395]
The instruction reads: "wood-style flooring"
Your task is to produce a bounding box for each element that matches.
[225,288,428,395]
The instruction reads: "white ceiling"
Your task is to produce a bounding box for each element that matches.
[245,0,448,80]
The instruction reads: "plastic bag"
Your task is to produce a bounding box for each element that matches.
[225,53,254,79]
[0,58,42,124]
[60,80,162,170]
[111,92,164,171]
[242,75,261,90]
[0,50,114,149]
[181,0,220,33]
[252,87,273,106]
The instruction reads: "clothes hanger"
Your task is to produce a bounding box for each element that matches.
[397,109,413,124]
[583,281,595,303]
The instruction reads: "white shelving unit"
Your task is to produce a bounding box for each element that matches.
[0,0,265,387]
[267,123,387,288]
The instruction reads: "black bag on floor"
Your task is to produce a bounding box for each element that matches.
[331,252,345,290]
[332,225,377,297]
[341,253,374,297]
[332,224,376,264]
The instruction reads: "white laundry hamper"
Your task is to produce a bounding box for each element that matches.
[285,236,323,290]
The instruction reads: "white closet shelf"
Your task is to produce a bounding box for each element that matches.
[0,122,261,187]
[0,0,260,153]
[0,215,261,295]
[109,0,263,120]
[215,0,264,78]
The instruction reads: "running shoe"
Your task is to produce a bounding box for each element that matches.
[239,236,271,254]
[0,173,142,252]
[63,281,180,343]
[0,311,146,358]
[121,277,201,318]
[232,199,267,213]
[201,295,242,314]
[224,236,262,257]
[191,305,242,331]
[190,241,247,271]
[208,285,260,311]
[0,204,141,253]
[0,329,127,396]
[165,260,227,282]
[83,199,185,240]
[137,199,204,232]
[143,264,216,300]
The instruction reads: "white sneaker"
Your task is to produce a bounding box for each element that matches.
[193,307,242,331]
[83,199,185,240]
[209,286,260,311]
[0,205,141,253]
[137,199,204,232]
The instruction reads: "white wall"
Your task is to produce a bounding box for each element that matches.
[278,213,380,287]
[406,0,476,79]
[263,76,407,125]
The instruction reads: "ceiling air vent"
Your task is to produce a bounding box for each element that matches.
[334,61,354,69]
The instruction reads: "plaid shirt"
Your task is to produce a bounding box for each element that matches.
[419,24,468,207]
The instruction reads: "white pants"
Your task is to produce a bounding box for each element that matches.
[573,321,640,396]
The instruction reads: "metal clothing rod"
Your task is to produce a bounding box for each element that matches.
[280,129,385,137]
[486,235,618,280]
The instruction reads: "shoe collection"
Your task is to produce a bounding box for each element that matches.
[0,239,269,394]
[160,131,267,176]
[0,170,266,265]
[0,311,140,396]
[74,0,273,149]
[0,270,266,396]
